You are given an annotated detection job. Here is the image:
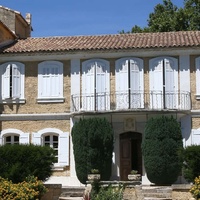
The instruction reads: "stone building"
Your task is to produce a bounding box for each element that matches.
[0,6,199,186]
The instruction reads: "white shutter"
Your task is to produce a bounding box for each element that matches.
[0,134,2,145]
[12,64,21,98]
[192,129,200,145]
[20,133,29,144]
[50,65,60,97]
[2,64,11,99]
[149,59,163,109]
[32,132,42,145]
[82,62,95,110]
[130,59,144,108]
[165,58,178,109]
[116,59,129,109]
[58,132,69,166]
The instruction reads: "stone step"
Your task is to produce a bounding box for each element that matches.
[144,198,172,200]
[143,193,171,198]
[59,197,83,200]
[60,187,85,198]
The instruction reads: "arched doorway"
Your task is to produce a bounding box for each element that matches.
[120,132,142,181]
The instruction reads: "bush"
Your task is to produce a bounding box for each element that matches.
[72,118,113,184]
[0,144,56,183]
[182,145,200,182]
[142,116,183,185]
[90,182,124,200]
[190,176,200,199]
[0,176,47,200]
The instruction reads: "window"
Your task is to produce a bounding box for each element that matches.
[0,129,29,145]
[115,58,144,109]
[196,57,200,99]
[82,59,110,111]
[0,62,25,103]
[38,61,64,102]
[5,135,19,145]
[149,57,178,109]
[44,134,59,163]
[32,128,69,168]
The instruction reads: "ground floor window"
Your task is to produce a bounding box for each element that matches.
[5,135,19,145]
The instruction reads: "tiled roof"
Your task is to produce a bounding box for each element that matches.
[1,31,200,53]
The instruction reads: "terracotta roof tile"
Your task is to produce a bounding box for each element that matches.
[1,31,200,54]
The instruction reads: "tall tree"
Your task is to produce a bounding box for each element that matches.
[123,0,200,33]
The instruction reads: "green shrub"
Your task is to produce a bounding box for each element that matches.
[0,176,47,200]
[142,116,183,185]
[90,182,124,200]
[182,145,200,182]
[72,117,113,184]
[0,144,56,183]
[190,176,200,199]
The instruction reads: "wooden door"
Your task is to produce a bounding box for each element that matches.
[120,132,142,181]
[120,137,132,181]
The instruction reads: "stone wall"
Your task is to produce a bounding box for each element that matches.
[41,184,62,200]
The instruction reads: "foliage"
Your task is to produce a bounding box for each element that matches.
[72,117,113,184]
[90,182,124,200]
[142,116,183,185]
[130,170,138,175]
[0,176,47,200]
[120,0,200,33]
[190,176,200,199]
[182,145,200,182]
[0,144,56,183]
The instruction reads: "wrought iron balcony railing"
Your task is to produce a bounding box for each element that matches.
[71,91,191,112]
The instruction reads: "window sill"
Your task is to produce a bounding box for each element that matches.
[196,94,200,100]
[0,98,25,104]
[52,164,67,171]
[37,97,65,103]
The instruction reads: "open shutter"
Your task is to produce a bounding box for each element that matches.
[20,133,29,144]
[2,64,11,99]
[116,59,129,109]
[32,132,42,145]
[12,64,21,98]
[192,129,200,145]
[58,132,69,166]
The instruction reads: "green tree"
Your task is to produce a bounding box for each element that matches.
[121,0,200,33]
[142,116,183,185]
[71,118,113,184]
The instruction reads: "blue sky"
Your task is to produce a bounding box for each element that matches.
[1,0,184,37]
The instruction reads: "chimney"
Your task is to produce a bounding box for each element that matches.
[25,13,32,37]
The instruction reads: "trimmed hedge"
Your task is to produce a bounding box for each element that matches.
[0,144,56,183]
[142,116,183,185]
[182,145,200,182]
[72,118,113,184]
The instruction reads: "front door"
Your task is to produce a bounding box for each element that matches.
[120,132,142,181]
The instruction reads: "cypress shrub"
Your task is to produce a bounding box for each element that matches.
[72,117,113,184]
[182,145,200,182]
[0,144,56,183]
[142,116,183,185]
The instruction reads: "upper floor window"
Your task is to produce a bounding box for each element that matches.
[149,57,178,109]
[82,59,110,111]
[38,61,64,103]
[0,62,25,103]
[196,57,200,99]
[115,57,144,109]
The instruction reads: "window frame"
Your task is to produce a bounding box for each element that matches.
[37,61,64,103]
[0,62,25,104]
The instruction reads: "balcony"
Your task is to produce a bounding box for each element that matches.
[71,91,191,113]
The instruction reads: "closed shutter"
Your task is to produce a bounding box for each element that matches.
[150,59,163,109]
[58,132,69,166]
[116,59,129,109]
